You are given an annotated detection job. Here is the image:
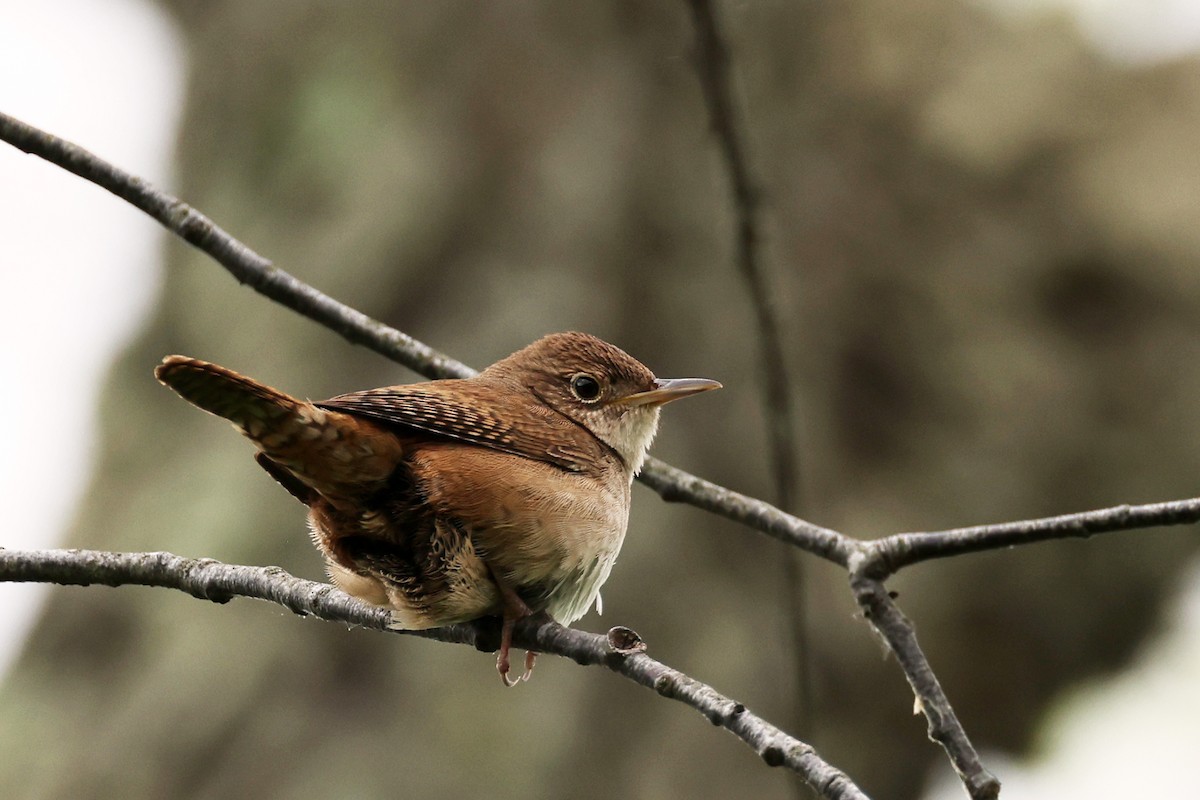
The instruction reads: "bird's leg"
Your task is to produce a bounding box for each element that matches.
[494,579,533,687]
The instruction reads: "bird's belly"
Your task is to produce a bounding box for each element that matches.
[470,486,628,624]
[538,543,620,624]
[417,445,632,624]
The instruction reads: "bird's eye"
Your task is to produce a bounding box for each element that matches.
[569,374,602,402]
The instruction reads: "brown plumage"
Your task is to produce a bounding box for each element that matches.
[155,332,720,685]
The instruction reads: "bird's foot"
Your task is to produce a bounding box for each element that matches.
[495,588,532,687]
[492,583,553,687]
[496,618,542,687]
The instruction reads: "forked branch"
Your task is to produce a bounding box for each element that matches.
[4,111,1199,800]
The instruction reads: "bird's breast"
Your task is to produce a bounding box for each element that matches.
[412,441,631,621]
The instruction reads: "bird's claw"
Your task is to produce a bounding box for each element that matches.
[497,648,537,686]
[497,650,517,687]
[521,651,537,682]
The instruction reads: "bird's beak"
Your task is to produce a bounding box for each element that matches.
[613,377,723,407]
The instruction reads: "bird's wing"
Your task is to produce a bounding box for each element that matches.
[316,381,605,475]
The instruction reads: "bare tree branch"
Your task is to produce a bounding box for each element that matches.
[680,6,995,796]
[4,110,1199,800]
[638,458,850,564]
[848,570,1000,800]
[678,9,996,783]
[683,0,814,758]
[838,497,1200,799]
[867,497,1200,575]
[0,547,868,800]
[684,1,800,507]
[0,112,470,383]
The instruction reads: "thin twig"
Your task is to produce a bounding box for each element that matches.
[0,112,470,382]
[680,6,992,791]
[683,0,814,757]
[867,497,1200,575]
[0,548,868,800]
[638,458,850,564]
[848,568,1000,800]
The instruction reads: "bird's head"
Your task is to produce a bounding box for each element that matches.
[483,332,721,474]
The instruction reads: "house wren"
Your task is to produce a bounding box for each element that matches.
[155,332,719,685]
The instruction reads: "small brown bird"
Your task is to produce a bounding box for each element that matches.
[155,332,719,685]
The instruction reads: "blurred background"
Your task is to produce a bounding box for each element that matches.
[3,1,1200,798]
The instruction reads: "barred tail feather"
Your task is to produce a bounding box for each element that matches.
[155,356,405,504]
[155,356,299,431]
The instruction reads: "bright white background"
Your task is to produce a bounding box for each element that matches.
[0,0,183,673]
[0,1,1197,797]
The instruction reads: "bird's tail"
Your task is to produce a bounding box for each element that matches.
[155,356,299,431]
[155,356,403,504]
